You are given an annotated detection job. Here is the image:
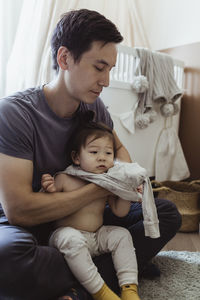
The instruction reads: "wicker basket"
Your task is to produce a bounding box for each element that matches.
[152,179,200,232]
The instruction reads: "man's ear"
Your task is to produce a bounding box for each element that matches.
[71,151,80,165]
[57,46,71,70]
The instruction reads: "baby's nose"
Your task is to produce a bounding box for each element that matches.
[98,153,106,160]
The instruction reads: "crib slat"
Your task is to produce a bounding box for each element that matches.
[110,45,184,90]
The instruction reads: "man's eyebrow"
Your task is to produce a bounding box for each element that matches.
[96,59,115,68]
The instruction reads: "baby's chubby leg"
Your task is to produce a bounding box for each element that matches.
[97,226,141,300]
[50,227,120,300]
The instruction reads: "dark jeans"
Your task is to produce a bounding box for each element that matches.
[0,198,181,300]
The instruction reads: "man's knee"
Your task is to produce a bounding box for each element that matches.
[0,224,37,260]
[0,225,37,293]
[155,198,182,231]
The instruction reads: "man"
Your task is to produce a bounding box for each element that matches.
[0,9,181,300]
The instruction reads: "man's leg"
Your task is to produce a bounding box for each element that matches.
[103,198,182,274]
[0,224,78,300]
[0,199,181,299]
[0,224,119,300]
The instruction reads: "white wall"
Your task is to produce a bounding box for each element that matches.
[137,0,200,50]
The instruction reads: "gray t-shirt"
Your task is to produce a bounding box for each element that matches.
[0,86,113,221]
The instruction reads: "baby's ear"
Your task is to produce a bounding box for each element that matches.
[71,151,80,165]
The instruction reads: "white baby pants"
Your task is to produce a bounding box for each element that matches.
[49,225,138,294]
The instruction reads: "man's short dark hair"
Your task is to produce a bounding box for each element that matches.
[51,9,123,72]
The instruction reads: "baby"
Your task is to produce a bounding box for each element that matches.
[42,118,141,300]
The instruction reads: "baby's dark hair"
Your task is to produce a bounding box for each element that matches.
[51,9,123,72]
[70,111,116,162]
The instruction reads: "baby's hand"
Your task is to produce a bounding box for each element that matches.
[136,185,143,203]
[41,174,56,193]
[137,184,143,194]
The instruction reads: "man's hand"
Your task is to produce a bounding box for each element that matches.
[41,174,57,193]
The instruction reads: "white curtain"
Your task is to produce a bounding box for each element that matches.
[3,0,149,97]
[0,0,24,97]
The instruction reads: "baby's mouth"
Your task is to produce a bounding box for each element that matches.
[97,165,107,169]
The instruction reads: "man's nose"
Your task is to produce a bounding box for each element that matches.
[98,71,110,87]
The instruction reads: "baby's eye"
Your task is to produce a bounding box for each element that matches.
[106,152,112,155]
[90,151,97,154]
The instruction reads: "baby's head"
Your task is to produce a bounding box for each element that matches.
[71,120,116,174]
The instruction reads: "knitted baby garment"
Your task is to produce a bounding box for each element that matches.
[62,162,160,238]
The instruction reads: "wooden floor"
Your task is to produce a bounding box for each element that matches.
[162,232,200,252]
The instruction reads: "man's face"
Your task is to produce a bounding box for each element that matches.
[65,41,117,104]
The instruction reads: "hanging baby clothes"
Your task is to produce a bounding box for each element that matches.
[114,110,135,134]
[152,52,183,102]
[62,161,160,239]
[110,100,139,135]
[133,48,154,129]
[155,118,190,181]
[134,48,183,129]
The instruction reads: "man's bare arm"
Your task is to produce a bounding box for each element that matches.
[112,130,132,162]
[0,153,110,227]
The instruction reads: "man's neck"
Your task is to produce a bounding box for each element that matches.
[43,78,80,118]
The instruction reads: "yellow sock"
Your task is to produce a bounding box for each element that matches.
[121,284,141,300]
[92,283,120,300]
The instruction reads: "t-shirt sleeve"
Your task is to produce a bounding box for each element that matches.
[0,100,33,160]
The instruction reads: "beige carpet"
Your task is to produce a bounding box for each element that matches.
[138,251,200,300]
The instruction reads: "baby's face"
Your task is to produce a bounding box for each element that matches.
[75,135,114,173]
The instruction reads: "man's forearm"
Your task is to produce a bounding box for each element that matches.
[4,183,110,227]
[116,145,132,162]
[112,130,132,162]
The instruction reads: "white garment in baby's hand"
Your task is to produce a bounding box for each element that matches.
[63,161,160,238]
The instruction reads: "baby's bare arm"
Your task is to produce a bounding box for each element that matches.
[108,195,131,217]
[42,173,88,193]
[41,174,58,192]
[57,173,88,192]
